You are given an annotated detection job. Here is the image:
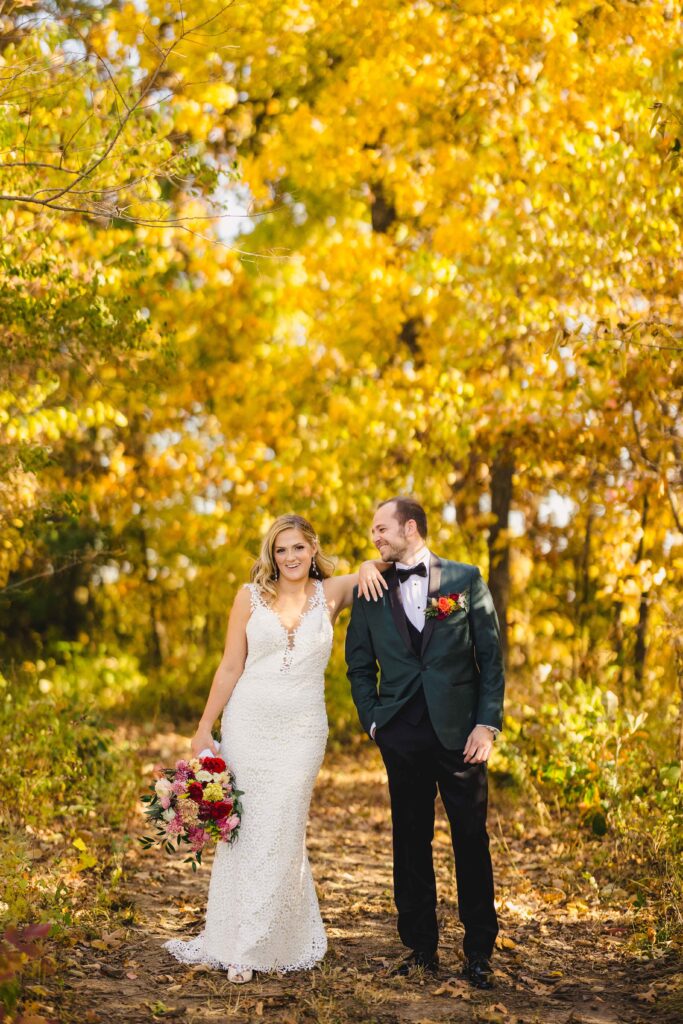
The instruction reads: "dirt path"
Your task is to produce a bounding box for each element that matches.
[53,732,680,1024]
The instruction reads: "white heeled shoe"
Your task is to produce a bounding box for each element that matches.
[227,965,253,984]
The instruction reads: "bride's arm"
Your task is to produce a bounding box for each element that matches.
[323,560,390,625]
[190,586,251,756]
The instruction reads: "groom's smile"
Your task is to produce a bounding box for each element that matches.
[371,500,423,564]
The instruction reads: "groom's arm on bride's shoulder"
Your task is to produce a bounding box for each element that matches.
[467,566,505,734]
[345,591,380,738]
[190,586,251,757]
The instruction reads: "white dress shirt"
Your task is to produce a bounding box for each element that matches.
[395,546,431,632]
[368,546,501,741]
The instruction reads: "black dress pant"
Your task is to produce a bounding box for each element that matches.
[375,687,498,958]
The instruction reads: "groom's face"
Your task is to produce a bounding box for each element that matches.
[371,503,410,563]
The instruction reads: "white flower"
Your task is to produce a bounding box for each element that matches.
[195,770,213,782]
[162,808,176,822]
[155,778,172,796]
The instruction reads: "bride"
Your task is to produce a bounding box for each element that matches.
[163,514,386,982]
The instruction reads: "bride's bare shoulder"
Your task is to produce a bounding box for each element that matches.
[231,585,254,614]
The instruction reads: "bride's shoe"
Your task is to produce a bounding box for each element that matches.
[227,965,253,984]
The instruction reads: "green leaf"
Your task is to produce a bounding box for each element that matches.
[591,812,607,836]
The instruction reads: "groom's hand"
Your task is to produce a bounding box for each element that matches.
[463,725,495,764]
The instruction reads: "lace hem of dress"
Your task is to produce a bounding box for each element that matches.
[163,933,327,974]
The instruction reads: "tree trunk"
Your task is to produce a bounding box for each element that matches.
[676,638,683,764]
[139,522,165,669]
[488,452,514,669]
[633,493,650,691]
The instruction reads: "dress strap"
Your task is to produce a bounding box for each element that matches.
[245,579,324,613]
[243,582,267,612]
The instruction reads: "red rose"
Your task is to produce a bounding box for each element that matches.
[200,756,226,773]
[448,593,461,602]
[208,800,234,820]
[188,781,204,803]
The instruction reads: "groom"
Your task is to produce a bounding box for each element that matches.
[345,497,505,988]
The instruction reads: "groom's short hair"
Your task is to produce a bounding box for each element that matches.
[378,496,428,538]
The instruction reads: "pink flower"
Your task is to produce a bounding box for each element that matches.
[218,814,240,840]
[174,760,192,781]
[159,796,172,809]
[165,816,183,835]
[188,827,208,852]
[171,779,187,795]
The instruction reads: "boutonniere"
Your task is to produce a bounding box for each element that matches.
[425,592,467,620]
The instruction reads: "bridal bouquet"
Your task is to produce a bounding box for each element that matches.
[140,754,243,869]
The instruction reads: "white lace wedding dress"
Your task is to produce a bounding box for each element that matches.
[163,579,332,973]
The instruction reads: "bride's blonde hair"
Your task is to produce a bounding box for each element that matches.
[250,514,336,600]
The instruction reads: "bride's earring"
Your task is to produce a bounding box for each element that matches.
[273,565,280,580]
[310,556,319,578]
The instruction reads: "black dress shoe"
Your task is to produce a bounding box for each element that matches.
[391,950,439,976]
[464,955,494,989]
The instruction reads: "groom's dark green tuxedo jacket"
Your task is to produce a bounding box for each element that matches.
[345,553,505,749]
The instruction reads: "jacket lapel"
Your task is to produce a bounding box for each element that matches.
[386,566,416,658]
[420,552,442,656]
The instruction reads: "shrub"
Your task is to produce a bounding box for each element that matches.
[0,663,141,935]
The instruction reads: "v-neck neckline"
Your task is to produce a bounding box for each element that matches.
[264,580,321,638]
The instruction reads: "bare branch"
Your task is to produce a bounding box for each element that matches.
[69,21,131,116]
[0,548,127,596]
[31,3,238,207]
[0,162,81,175]
[631,407,683,533]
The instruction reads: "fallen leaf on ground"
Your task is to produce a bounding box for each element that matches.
[475,1004,510,1023]
[433,977,473,999]
[633,987,657,1003]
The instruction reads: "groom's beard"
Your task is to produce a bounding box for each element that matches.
[376,541,410,563]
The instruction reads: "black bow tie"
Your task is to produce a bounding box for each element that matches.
[396,562,428,583]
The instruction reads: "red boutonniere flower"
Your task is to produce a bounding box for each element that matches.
[425,592,467,620]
